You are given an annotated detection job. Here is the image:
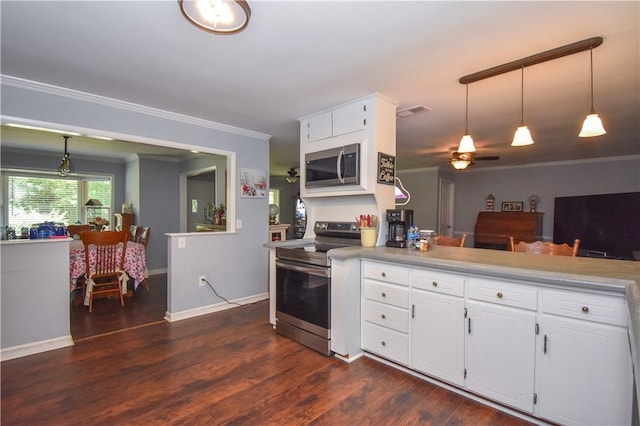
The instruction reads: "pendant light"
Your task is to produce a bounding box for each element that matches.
[511,66,535,147]
[457,83,476,153]
[579,46,606,137]
[58,135,74,177]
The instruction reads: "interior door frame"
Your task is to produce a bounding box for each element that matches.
[438,178,455,237]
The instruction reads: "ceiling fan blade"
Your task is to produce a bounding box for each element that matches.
[475,156,500,161]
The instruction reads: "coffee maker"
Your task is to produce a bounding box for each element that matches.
[385,209,414,248]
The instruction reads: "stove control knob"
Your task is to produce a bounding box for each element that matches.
[350,224,358,231]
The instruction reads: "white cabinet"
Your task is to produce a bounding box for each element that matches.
[410,268,465,386]
[466,300,536,413]
[361,261,410,365]
[465,277,537,413]
[537,289,633,425]
[304,102,366,143]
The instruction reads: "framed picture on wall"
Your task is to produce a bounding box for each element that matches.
[501,201,524,212]
[377,152,395,185]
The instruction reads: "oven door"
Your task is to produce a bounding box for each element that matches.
[275,259,330,339]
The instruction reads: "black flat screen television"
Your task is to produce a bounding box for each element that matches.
[553,192,640,260]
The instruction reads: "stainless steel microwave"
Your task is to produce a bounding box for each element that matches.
[305,143,360,188]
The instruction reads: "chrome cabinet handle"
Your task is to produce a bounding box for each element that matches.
[432,281,438,287]
[381,314,386,319]
[544,334,548,354]
[381,272,386,277]
[582,306,589,313]
[381,341,386,346]
[381,292,386,297]
[497,292,503,298]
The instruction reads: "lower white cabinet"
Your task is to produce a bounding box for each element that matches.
[359,260,633,424]
[465,300,536,413]
[411,288,465,386]
[537,290,633,425]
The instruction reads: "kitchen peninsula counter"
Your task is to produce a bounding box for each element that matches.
[328,244,640,416]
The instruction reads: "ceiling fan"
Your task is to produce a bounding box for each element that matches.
[285,167,298,184]
[450,151,500,170]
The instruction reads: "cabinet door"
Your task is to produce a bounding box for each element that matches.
[537,315,633,425]
[332,101,366,136]
[411,289,465,386]
[466,300,536,413]
[306,111,332,142]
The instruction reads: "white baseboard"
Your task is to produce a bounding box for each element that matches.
[148,268,167,276]
[164,292,268,322]
[1,335,74,362]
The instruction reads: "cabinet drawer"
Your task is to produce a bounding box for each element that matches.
[362,322,409,365]
[363,279,409,309]
[412,269,464,297]
[362,299,409,333]
[363,261,409,286]
[467,277,537,310]
[542,289,627,326]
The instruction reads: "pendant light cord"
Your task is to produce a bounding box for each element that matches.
[520,65,525,125]
[465,83,469,133]
[589,46,595,114]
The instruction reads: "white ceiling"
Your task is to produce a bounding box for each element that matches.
[1,1,638,175]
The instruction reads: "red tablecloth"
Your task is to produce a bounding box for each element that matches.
[69,240,147,292]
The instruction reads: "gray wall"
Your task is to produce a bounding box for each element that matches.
[1,79,271,339]
[399,156,640,246]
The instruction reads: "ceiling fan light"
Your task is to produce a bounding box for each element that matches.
[511,125,534,147]
[579,113,606,137]
[457,134,476,153]
[450,159,471,170]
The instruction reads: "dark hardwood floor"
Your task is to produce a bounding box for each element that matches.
[2,281,535,425]
[70,273,168,341]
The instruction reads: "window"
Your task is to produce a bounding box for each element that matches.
[3,172,112,230]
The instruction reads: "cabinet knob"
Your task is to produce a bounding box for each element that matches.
[381,341,386,346]
[582,306,589,313]
[381,272,386,277]
[381,314,386,319]
[381,292,386,298]
[432,281,438,287]
[497,292,503,298]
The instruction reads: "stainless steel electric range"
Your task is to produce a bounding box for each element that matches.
[274,221,361,355]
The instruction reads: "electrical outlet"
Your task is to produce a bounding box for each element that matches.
[199,275,206,287]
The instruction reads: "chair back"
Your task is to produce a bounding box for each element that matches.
[137,226,151,248]
[129,225,141,241]
[68,224,92,239]
[510,237,580,257]
[433,233,467,248]
[81,230,128,277]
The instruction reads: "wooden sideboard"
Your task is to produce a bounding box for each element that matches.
[474,211,543,250]
[113,213,135,232]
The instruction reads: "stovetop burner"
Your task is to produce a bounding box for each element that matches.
[276,221,361,267]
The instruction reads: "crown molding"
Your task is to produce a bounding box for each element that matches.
[0,75,271,141]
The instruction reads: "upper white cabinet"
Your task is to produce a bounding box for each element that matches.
[305,102,366,143]
[298,93,397,198]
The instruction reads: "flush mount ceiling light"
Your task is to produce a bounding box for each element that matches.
[179,0,251,35]
[58,135,74,177]
[285,167,298,184]
[579,46,607,137]
[511,66,535,147]
[457,83,476,153]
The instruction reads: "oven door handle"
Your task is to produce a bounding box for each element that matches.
[276,260,330,277]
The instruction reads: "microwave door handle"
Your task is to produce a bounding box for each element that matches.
[337,150,345,183]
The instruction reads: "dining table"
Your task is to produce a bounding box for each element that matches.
[69,239,148,304]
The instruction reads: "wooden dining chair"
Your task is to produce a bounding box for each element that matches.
[80,230,129,312]
[433,233,467,248]
[68,224,92,239]
[129,225,141,242]
[510,237,580,257]
[136,227,151,249]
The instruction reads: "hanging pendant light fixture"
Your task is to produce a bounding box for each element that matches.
[457,83,476,153]
[579,46,606,137]
[511,66,535,147]
[58,135,74,177]
[179,0,251,35]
